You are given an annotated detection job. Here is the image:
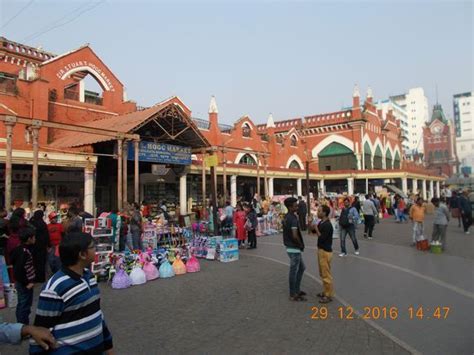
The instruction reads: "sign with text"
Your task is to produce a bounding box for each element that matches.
[205,155,218,167]
[128,141,191,165]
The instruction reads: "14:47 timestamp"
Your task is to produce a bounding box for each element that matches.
[408,306,450,320]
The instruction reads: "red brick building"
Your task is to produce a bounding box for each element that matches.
[423,104,458,177]
[0,37,444,214]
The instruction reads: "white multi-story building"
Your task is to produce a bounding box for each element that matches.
[390,87,430,155]
[376,99,410,152]
[453,91,474,174]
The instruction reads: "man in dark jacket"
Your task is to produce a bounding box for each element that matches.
[459,190,472,234]
[297,197,308,231]
[283,197,306,301]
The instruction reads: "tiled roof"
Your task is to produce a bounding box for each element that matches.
[49,101,168,148]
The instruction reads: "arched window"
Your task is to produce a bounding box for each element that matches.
[289,160,301,169]
[290,135,297,147]
[242,123,251,138]
[444,150,449,158]
[318,142,356,171]
[373,146,383,170]
[363,141,372,170]
[239,153,257,165]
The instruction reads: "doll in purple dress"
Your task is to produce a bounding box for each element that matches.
[111,257,132,289]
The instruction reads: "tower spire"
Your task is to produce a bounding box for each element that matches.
[266,113,275,128]
[209,95,218,114]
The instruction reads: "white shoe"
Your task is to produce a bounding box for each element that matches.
[338,253,347,257]
[466,231,470,235]
[354,251,360,255]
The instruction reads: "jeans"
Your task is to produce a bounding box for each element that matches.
[287,252,305,296]
[131,227,142,250]
[432,224,448,249]
[398,210,407,222]
[364,215,375,238]
[412,221,424,243]
[48,248,61,274]
[15,282,33,325]
[247,229,257,248]
[340,225,359,254]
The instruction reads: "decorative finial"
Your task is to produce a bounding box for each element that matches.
[367,86,373,99]
[208,95,218,114]
[353,84,360,98]
[266,113,275,128]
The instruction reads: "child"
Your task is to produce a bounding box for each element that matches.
[431,197,450,250]
[10,226,36,324]
[311,205,334,304]
[46,212,64,273]
[30,232,114,354]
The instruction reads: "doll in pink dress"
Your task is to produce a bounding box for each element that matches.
[142,252,159,281]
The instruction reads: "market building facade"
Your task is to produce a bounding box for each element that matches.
[0,37,444,216]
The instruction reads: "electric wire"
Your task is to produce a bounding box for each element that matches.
[1,0,35,30]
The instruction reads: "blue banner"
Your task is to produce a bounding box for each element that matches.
[128,141,192,165]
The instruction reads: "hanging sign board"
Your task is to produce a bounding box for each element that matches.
[205,155,218,167]
[128,141,191,165]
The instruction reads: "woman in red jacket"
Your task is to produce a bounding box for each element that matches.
[233,202,247,247]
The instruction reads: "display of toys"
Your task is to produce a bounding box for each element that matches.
[172,256,186,275]
[186,255,200,273]
[130,263,147,285]
[159,260,175,278]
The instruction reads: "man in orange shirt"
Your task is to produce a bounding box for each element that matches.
[409,197,425,246]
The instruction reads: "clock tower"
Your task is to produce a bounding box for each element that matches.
[423,104,459,176]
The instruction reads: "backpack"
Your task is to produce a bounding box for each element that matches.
[339,208,350,228]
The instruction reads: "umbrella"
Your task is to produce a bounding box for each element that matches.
[385,184,407,199]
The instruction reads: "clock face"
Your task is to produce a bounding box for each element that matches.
[433,126,441,134]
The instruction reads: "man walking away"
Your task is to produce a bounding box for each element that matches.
[311,205,334,304]
[431,198,450,250]
[297,197,308,231]
[409,197,425,246]
[362,195,378,239]
[339,198,360,256]
[283,197,306,301]
[459,190,472,234]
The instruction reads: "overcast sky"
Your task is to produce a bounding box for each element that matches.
[1,0,473,125]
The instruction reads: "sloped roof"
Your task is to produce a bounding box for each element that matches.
[49,97,210,149]
[430,104,448,124]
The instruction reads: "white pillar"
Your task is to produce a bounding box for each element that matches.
[79,79,85,102]
[319,179,325,195]
[429,180,434,200]
[347,177,354,195]
[84,166,95,215]
[402,177,408,195]
[268,177,274,198]
[365,178,369,194]
[382,154,386,169]
[371,155,374,169]
[436,181,440,198]
[356,154,362,170]
[180,174,187,215]
[422,180,427,200]
[230,175,237,207]
[412,179,418,194]
[296,178,302,197]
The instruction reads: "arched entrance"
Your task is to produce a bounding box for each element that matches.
[385,149,393,170]
[394,151,401,169]
[318,142,356,171]
[364,141,372,170]
[374,146,383,169]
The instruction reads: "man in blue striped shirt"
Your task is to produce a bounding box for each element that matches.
[30,232,114,354]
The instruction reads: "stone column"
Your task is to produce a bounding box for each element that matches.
[412,178,418,195]
[382,153,386,170]
[422,180,427,200]
[122,141,128,205]
[179,174,187,215]
[268,177,274,198]
[134,140,139,204]
[230,175,237,207]
[296,178,302,197]
[347,177,354,195]
[402,177,408,195]
[429,180,434,200]
[436,181,440,198]
[319,179,325,195]
[84,165,95,215]
[31,127,40,208]
[4,121,15,208]
[356,154,362,170]
[117,139,123,210]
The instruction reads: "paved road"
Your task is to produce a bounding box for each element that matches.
[1,217,472,354]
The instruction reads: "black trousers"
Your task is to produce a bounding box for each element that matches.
[299,214,307,231]
[462,213,472,232]
[248,229,257,248]
[364,215,375,238]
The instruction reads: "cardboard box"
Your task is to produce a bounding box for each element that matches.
[219,249,239,263]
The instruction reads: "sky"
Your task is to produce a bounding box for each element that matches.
[1,0,472,125]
